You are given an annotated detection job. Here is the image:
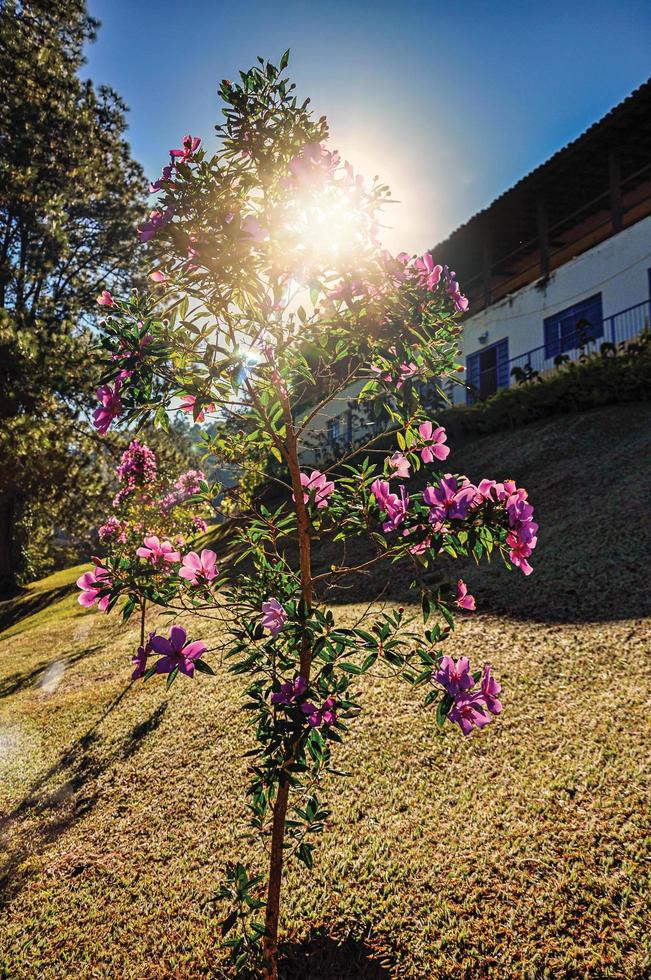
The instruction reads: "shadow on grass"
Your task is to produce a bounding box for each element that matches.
[0,583,76,634]
[123,701,168,758]
[278,930,393,979]
[0,683,167,907]
[0,644,103,700]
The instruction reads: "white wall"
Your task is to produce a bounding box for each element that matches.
[452,214,651,404]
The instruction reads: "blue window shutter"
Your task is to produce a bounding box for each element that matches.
[544,316,560,358]
[466,351,481,405]
[496,338,510,389]
[545,293,603,357]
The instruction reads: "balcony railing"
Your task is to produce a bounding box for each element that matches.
[468,297,650,401]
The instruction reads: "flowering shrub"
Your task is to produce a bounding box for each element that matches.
[82,53,537,978]
[84,438,214,637]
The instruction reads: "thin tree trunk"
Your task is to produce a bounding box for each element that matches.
[0,496,17,596]
[261,402,313,979]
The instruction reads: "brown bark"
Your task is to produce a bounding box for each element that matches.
[261,398,313,979]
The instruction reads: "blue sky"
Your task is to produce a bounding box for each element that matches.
[85,0,651,254]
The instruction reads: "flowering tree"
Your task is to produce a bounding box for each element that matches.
[82,53,538,978]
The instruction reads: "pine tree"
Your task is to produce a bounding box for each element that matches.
[0,0,147,590]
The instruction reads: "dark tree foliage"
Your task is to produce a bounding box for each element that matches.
[0,0,148,590]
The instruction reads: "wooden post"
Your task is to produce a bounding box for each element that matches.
[609,146,622,234]
[537,200,549,278]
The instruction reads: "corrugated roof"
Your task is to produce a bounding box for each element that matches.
[431,76,651,252]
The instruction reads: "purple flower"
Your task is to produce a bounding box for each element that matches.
[443,265,470,313]
[93,382,122,436]
[271,675,307,706]
[149,163,175,193]
[138,205,174,243]
[170,135,201,164]
[149,624,207,677]
[448,692,491,735]
[241,215,270,243]
[116,440,157,485]
[261,598,287,635]
[370,479,409,532]
[301,695,337,728]
[131,631,156,680]
[435,655,474,697]
[422,475,477,523]
[480,665,502,715]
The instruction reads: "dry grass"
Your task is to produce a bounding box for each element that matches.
[1,403,650,979]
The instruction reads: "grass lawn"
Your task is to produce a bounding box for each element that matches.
[1,404,650,978]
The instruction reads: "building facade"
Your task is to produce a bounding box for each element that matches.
[300,78,651,457]
[428,79,651,405]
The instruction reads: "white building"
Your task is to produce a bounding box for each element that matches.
[300,78,651,458]
[427,78,651,404]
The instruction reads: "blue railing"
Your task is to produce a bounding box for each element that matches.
[470,297,650,400]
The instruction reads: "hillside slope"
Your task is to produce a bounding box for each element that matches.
[0,403,649,979]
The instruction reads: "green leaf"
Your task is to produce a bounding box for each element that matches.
[194,658,215,675]
[221,910,238,937]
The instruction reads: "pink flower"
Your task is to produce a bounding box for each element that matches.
[271,675,307,706]
[149,163,174,194]
[116,440,157,485]
[435,655,474,697]
[131,631,155,680]
[448,692,491,735]
[93,382,122,435]
[423,475,477,523]
[96,290,114,307]
[455,579,476,611]
[261,598,287,636]
[179,549,218,586]
[503,485,538,575]
[418,422,450,464]
[178,394,215,423]
[397,362,420,388]
[138,206,174,243]
[506,524,537,576]
[149,270,168,284]
[295,470,335,509]
[136,535,181,566]
[444,265,469,313]
[76,565,112,612]
[159,468,206,510]
[386,452,411,479]
[241,215,269,242]
[413,252,443,290]
[170,135,201,164]
[370,479,409,532]
[301,695,337,728]
[149,624,207,677]
[480,665,502,715]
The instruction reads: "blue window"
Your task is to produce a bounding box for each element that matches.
[466,337,509,405]
[543,294,603,359]
[327,417,341,443]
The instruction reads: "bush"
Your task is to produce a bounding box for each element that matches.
[443,339,651,437]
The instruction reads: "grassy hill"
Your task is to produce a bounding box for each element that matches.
[0,403,650,978]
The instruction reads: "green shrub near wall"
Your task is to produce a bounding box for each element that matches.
[441,341,651,437]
